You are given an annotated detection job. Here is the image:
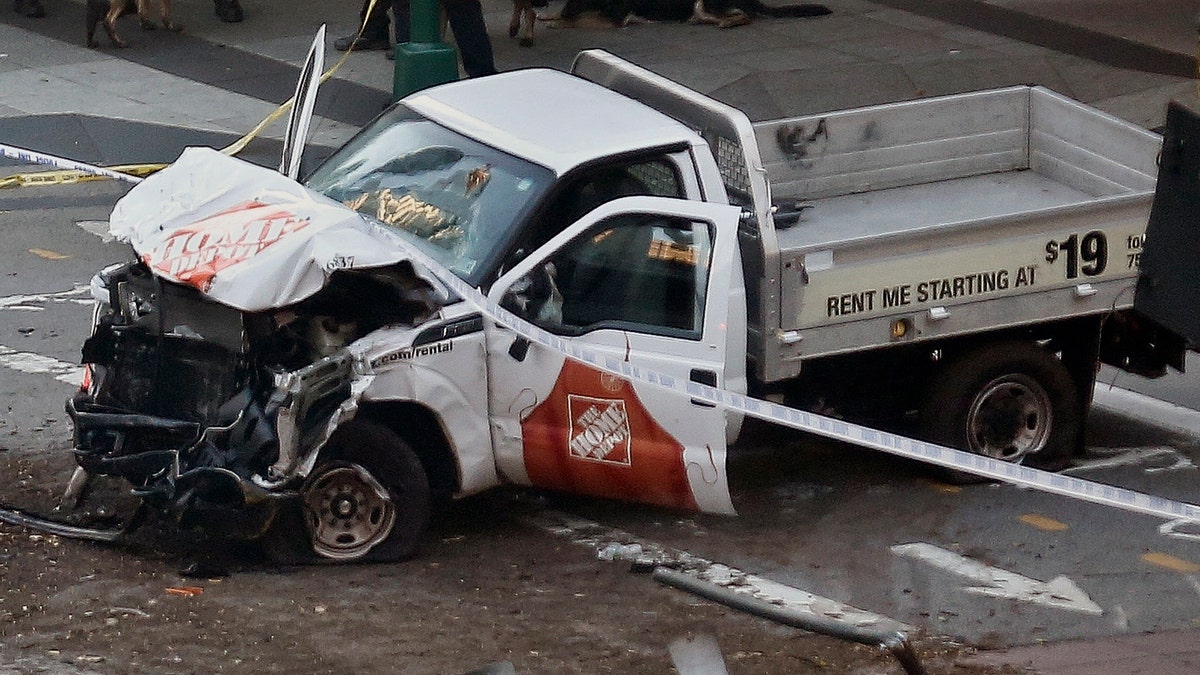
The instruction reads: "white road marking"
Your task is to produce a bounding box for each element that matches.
[1093,385,1200,439]
[1158,518,1200,543]
[891,542,1103,615]
[0,344,81,386]
[1065,446,1196,475]
[0,285,91,311]
[525,509,910,632]
[1187,575,1200,599]
[1110,603,1129,630]
[668,635,728,675]
[76,220,114,242]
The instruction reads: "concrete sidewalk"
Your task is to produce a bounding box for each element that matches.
[2,0,1199,672]
[1,0,1195,164]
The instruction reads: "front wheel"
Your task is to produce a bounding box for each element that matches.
[266,421,431,563]
[920,341,1080,478]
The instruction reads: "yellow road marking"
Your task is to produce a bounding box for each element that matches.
[28,248,70,260]
[1140,551,1200,573]
[926,480,962,494]
[1019,513,1069,532]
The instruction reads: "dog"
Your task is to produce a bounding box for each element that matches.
[509,0,547,47]
[552,0,830,30]
[86,0,181,48]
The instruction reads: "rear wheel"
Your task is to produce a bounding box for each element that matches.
[920,341,1080,480]
[264,421,431,563]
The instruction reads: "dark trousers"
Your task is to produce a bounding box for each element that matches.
[359,0,497,78]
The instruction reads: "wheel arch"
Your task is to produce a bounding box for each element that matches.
[354,401,461,500]
[919,334,1083,472]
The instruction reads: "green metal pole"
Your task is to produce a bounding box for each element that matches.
[392,0,459,101]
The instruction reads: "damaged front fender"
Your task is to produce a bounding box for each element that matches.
[65,147,456,554]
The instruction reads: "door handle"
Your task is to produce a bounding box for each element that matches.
[508,336,531,362]
[690,368,717,407]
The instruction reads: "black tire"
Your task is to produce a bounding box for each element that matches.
[264,421,431,563]
[920,341,1080,481]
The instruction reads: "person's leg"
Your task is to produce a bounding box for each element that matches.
[392,0,410,43]
[443,0,496,77]
[363,0,393,39]
[13,0,46,18]
[335,0,392,49]
[213,0,243,23]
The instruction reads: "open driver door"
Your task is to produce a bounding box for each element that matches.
[485,196,745,514]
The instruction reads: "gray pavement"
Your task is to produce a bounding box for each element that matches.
[2,0,1200,671]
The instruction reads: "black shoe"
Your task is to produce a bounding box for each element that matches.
[214,0,243,22]
[334,34,390,51]
[13,0,46,18]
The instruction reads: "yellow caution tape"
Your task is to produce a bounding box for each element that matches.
[220,2,374,157]
[0,163,164,190]
[1,3,379,190]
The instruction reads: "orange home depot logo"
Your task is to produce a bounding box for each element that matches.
[521,360,696,511]
[146,200,312,290]
[567,396,631,465]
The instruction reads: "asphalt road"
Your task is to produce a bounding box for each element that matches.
[2,175,1200,654]
[1102,355,1200,411]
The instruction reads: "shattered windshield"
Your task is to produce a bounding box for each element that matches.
[305,105,554,284]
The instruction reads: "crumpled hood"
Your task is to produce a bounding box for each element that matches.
[109,146,446,312]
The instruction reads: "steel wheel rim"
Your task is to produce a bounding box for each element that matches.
[966,374,1053,462]
[302,463,396,561]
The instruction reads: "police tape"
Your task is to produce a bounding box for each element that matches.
[223,6,375,157]
[366,221,1200,526]
[8,122,1196,525]
[0,92,299,187]
[0,92,300,188]
[0,162,163,190]
[1,9,379,189]
[0,144,147,188]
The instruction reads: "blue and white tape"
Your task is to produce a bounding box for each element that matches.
[0,143,144,185]
[10,139,1194,525]
[368,221,1200,526]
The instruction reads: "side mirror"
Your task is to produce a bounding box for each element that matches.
[501,263,563,328]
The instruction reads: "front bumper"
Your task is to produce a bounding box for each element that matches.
[67,393,198,481]
[66,393,293,537]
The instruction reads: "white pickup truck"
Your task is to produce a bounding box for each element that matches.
[66,50,1181,562]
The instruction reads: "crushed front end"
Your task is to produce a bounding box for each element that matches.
[67,258,436,537]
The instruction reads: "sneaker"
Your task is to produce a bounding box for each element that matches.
[214,0,243,23]
[334,34,390,51]
[13,0,46,17]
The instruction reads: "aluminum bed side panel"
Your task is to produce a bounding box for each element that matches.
[776,196,1153,361]
[753,87,1032,201]
[1030,87,1160,197]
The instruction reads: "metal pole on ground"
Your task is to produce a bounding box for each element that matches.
[392,0,459,100]
[652,566,928,675]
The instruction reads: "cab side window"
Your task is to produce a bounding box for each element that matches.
[507,214,714,340]
[536,158,685,249]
